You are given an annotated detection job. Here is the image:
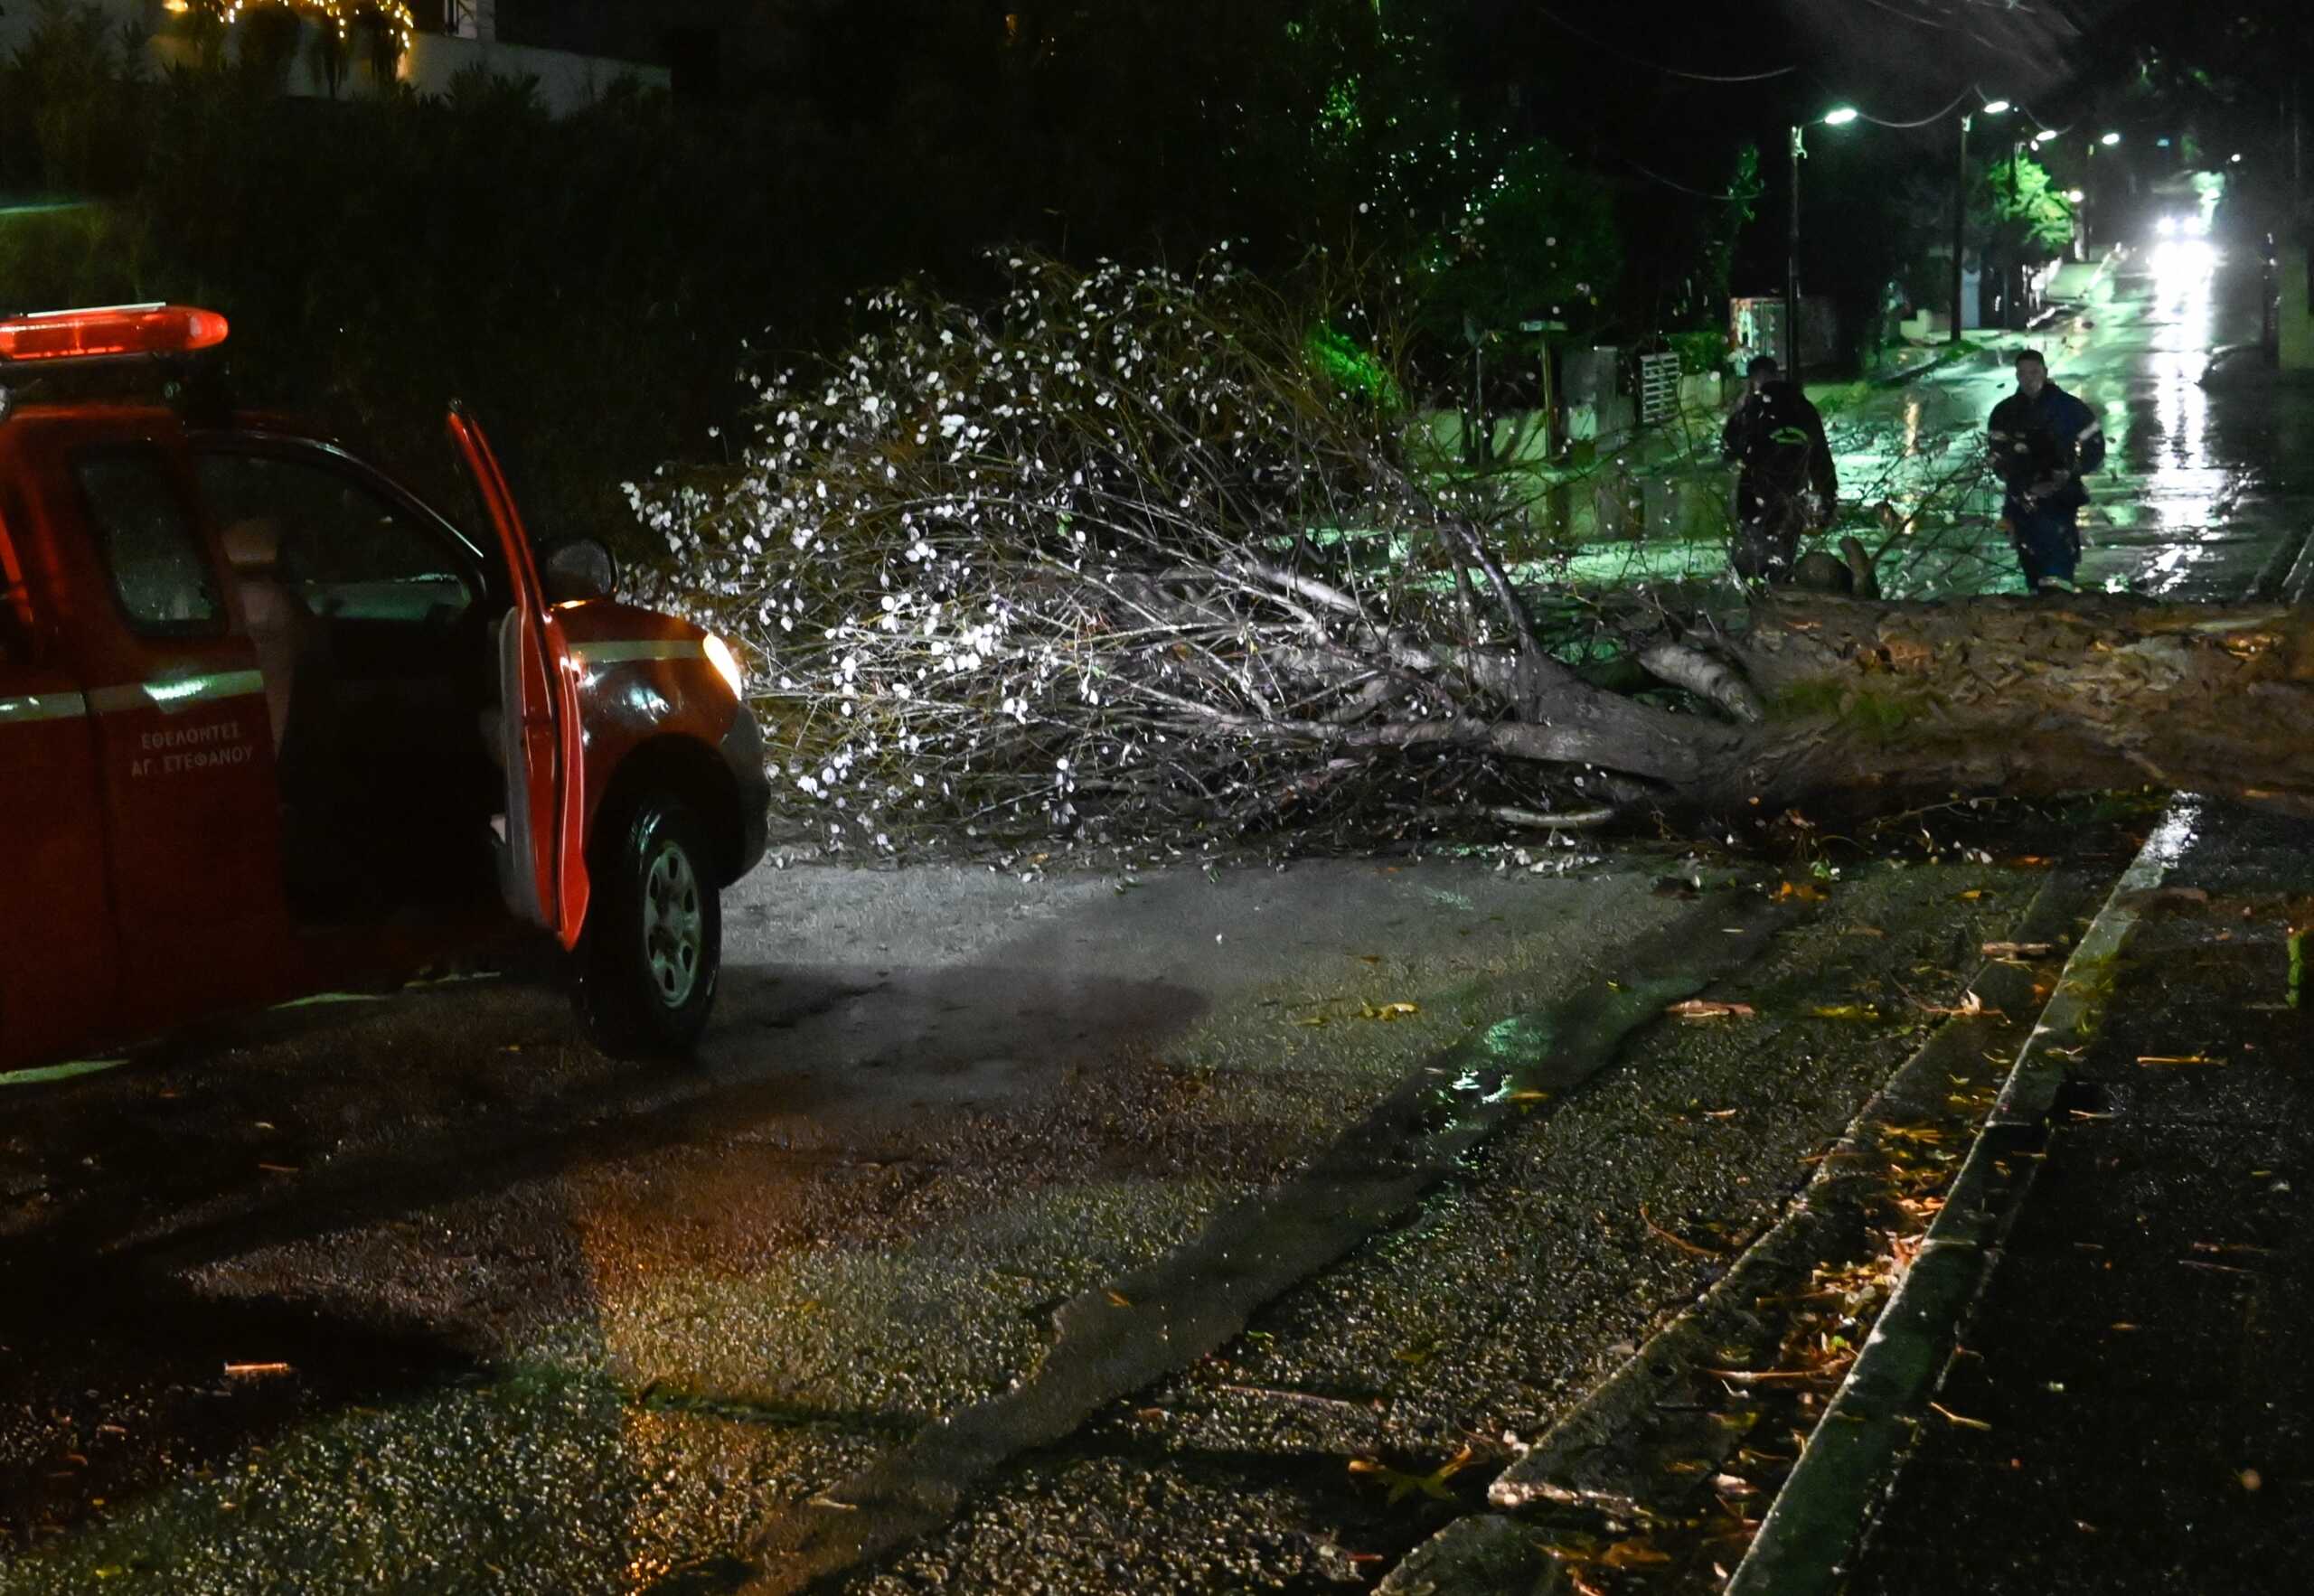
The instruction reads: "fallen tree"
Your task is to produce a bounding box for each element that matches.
[632,253,2314,853]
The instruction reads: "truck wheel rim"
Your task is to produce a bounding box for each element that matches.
[644,840,703,1009]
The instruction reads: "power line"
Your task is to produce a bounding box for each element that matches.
[1533,5,1796,85]
[1849,87,1978,129]
[1621,156,1758,202]
[1855,0,1954,30]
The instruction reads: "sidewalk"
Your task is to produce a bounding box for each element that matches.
[1788,799,2314,1591]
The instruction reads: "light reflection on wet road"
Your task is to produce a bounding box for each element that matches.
[1857,240,2310,601]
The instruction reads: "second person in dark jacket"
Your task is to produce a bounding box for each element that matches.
[1722,355,1839,584]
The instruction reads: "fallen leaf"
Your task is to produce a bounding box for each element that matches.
[1774,881,1828,903]
[1349,1445,1473,1506]
[1503,1088,1552,1105]
[1928,1400,1991,1431]
[1641,1202,1724,1259]
[1981,942,2055,958]
[1955,888,1990,901]
[1105,1289,1133,1308]
[1811,1003,1885,1021]
[1359,1000,1420,1021]
[1666,999,1755,1019]
[1914,990,2002,1019]
[1295,1015,1328,1028]
[1599,1541,1674,1569]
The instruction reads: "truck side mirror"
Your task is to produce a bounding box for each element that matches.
[541,537,618,604]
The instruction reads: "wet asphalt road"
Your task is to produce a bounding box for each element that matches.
[1560,238,2313,603]
[1838,237,2314,602]
[0,835,2084,1592]
[6,240,2304,1596]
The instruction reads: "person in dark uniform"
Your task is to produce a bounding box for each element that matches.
[1987,349,2104,593]
[1721,355,1838,583]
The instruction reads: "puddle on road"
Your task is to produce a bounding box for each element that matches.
[1528,251,2310,605]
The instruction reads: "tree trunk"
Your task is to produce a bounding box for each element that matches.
[1647,595,2314,816]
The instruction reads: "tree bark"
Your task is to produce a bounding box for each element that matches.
[1651,595,2314,816]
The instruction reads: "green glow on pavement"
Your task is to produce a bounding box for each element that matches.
[0,1056,127,1087]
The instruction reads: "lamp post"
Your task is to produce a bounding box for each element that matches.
[2080,132,2120,252]
[1952,99,2010,344]
[1788,107,1858,380]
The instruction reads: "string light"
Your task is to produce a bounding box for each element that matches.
[194,1,416,53]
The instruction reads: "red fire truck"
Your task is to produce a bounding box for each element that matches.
[0,304,768,1068]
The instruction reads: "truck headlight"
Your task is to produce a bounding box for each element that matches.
[703,634,747,699]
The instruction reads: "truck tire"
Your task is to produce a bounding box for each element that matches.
[576,790,721,1058]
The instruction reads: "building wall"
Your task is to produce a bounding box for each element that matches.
[1,3,666,118]
[397,32,668,110]
[2279,245,2314,373]
[3,1,757,101]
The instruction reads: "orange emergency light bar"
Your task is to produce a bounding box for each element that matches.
[0,303,230,364]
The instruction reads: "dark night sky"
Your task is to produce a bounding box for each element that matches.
[1471,0,2144,176]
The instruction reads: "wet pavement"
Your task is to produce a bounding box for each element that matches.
[1557,238,2314,603]
[0,836,2072,1592]
[1842,800,2314,1593]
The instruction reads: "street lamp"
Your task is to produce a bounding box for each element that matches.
[2033,128,2059,146]
[1787,107,1859,377]
[1952,99,2010,343]
[2079,134,2121,250]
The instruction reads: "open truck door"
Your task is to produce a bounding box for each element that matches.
[447,403,590,950]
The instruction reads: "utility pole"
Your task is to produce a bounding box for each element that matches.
[1786,123,1804,379]
[1951,112,1972,344]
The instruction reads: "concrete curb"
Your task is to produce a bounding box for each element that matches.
[1721,799,2200,1596]
[1373,863,2109,1594]
[2243,523,2310,603]
[2278,528,2314,607]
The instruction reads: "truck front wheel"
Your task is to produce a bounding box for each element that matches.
[576,791,722,1057]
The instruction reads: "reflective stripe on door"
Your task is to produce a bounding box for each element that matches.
[3,671,266,728]
[566,640,706,669]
